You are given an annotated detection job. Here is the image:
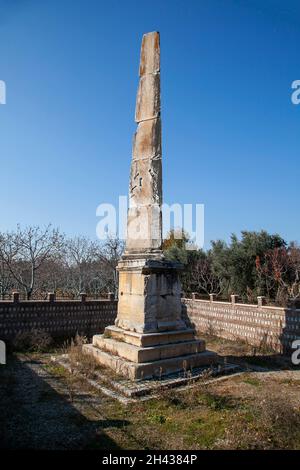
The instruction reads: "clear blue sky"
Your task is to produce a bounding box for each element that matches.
[0,0,299,248]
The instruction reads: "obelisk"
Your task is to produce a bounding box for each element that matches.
[83,32,217,380]
[114,31,187,334]
[125,31,162,255]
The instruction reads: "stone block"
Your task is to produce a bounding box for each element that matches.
[104,325,197,347]
[132,118,161,159]
[12,291,20,303]
[257,296,266,307]
[47,292,55,302]
[126,204,162,252]
[83,343,218,380]
[129,157,162,206]
[116,258,184,333]
[93,334,205,363]
[135,74,160,123]
[139,31,160,76]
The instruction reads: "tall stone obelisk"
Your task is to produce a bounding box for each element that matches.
[126,31,162,255]
[83,32,217,380]
[115,31,186,335]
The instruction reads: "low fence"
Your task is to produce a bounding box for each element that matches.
[0,295,117,342]
[1,293,299,353]
[182,296,300,353]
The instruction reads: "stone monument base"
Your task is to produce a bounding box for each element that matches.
[82,255,218,381]
[83,326,218,380]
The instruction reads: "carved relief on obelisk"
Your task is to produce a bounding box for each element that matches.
[126,31,162,254]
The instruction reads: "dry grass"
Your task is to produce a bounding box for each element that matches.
[56,334,300,449]
[2,333,300,450]
[221,388,300,449]
[65,334,105,378]
[12,329,53,353]
[129,377,300,450]
[58,334,103,401]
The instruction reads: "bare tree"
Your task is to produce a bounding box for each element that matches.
[96,236,124,296]
[62,235,124,298]
[191,255,222,296]
[0,225,64,299]
[288,244,300,301]
[64,236,101,297]
[256,244,300,305]
[34,256,67,299]
[0,258,14,299]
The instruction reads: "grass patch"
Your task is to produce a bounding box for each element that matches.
[200,392,236,410]
[44,363,67,377]
[242,376,261,387]
[185,411,227,448]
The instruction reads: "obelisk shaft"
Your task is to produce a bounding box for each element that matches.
[125,31,162,255]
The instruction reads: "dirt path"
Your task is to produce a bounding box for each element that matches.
[0,354,135,449]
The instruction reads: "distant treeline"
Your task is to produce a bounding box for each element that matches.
[0,225,299,306]
[163,230,300,306]
[0,225,123,300]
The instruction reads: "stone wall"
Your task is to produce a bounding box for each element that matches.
[182,298,300,352]
[1,296,299,353]
[0,299,117,343]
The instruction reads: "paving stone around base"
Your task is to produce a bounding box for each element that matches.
[83,343,218,380]
[52,354,241,401]
[111,362,241,398]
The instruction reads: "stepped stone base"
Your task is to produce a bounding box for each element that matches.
[82,246,218,381]
[92,333,206,363]
[83,325,218,380]
[104,325,197,347]
[83,343,217,380]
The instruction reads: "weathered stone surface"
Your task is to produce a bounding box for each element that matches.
[126,204,162,252]
[104,325,197,347]
[115,258,184,333]
[139,31,160,76]
[135,73,160,123]
[83,344,218,380]
[129,158,162,206]
[126,32,162,254]
[132,118,161,160]
[93,334,205,363]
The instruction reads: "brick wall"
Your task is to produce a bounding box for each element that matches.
[0,299,117,342]
[182,298,300,352]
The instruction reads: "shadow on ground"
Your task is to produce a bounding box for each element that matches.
[0,355,129,450]
[197,333,297,372]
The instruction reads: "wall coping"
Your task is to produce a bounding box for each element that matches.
[0,296,298,314]
[182,297,300,313]
[0,299,117,304]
